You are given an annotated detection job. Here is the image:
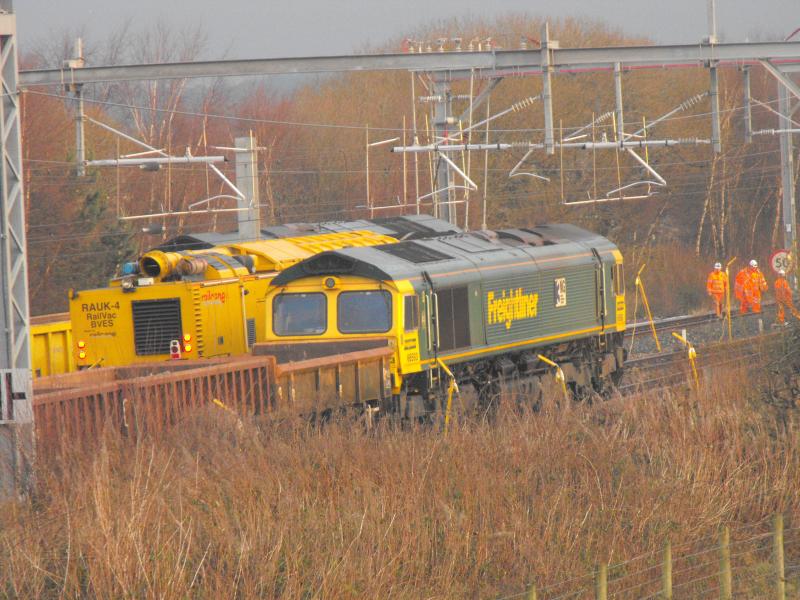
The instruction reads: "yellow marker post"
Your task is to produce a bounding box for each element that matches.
[636,264,662,353]
[671,332,699,390]
[725,257,736,341]
[437,359,460,436]
[212,398,235,414]
[213,398,244,430]
[538,354,568,401]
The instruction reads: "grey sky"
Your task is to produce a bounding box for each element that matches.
[14,0,799,61]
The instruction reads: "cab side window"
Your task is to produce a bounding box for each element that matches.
[404,295,419,331]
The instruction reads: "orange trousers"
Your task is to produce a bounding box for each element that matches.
[710,293,724,316]
[740,298,761,314]
[777,300,800,324]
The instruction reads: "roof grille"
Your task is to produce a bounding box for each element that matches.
[376,241,452,263]
[373,216,460,239]
[132,298,182,356]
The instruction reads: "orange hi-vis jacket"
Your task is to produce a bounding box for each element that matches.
[706,270,728,295]
[734,268,748,301]
[743,268,768,303]
[775,276,793,304]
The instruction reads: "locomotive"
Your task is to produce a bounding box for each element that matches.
[264,223,626,416]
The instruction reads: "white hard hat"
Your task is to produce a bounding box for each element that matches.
[749,259,758,268]
[780,269,786,276]
[714,262,722,269]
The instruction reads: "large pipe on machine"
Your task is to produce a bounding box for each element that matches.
[140,250,185,278]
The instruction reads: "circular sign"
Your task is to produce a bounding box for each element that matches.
[770,249,792,275]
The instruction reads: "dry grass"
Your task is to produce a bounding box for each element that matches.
[2,371,800,598]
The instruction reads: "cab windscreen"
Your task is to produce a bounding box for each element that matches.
[273,293,327,336]
[337,291,392,334]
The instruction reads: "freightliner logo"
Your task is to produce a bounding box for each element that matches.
[487,289,539,330]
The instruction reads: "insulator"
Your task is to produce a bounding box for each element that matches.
[511,96,538,112]
[679,92,708,111]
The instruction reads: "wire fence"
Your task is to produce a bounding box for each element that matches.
[503,513,799,599]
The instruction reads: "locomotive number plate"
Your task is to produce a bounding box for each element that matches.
[554,277,567,307]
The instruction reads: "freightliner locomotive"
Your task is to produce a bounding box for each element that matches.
[265,224,626,416]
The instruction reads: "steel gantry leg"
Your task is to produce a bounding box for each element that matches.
[235,133,261,240]
[710,62,722,153]
[742,66,753,143]
[432,77,454,224]
[778,84,797,287]
[614,63,624,142]
[0,9,34,500]
[540,22,555,155]
[73,85,85,176]
[65,38,86,177]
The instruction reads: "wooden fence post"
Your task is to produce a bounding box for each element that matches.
[774,513,786,600]
[526,582,537,600]
[719,525,732,600]
[662,539,673,599]
[595,563,607,600]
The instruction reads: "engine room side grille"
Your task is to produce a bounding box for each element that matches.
[376,241,452,264]
[132,298,182,356]
[247,318,256,347]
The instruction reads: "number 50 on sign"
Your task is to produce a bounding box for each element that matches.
[770,249,793,275]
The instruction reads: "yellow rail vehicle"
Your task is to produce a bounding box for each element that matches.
[31,313,75,377]
[69,231,398,368]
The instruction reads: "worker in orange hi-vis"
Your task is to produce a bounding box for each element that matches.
[774,269,800,325]
[741,259,768,314]
[706,262,728,318]
[734,265,748,313]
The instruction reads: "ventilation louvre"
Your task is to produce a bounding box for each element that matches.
[247,318,256,347]
[132,298,182,355]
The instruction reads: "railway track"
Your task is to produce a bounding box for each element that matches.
[626,300,779,338]
[619,329,785,394]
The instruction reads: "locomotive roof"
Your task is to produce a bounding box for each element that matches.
[271,223,618,288]
[156,214,460,252]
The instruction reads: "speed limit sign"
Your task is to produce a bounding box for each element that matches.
[770,249,792,275]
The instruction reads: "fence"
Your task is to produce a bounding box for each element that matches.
[32,346,394,453]
[511,514,799,599]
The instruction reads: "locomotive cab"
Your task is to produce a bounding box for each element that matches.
[265,273,421,392]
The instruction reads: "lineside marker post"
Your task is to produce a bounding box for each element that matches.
[537,355,568,401]
[671,332,699,390]
[636,264,662,352]
[725,257,736,341]
[436,359,459,436]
